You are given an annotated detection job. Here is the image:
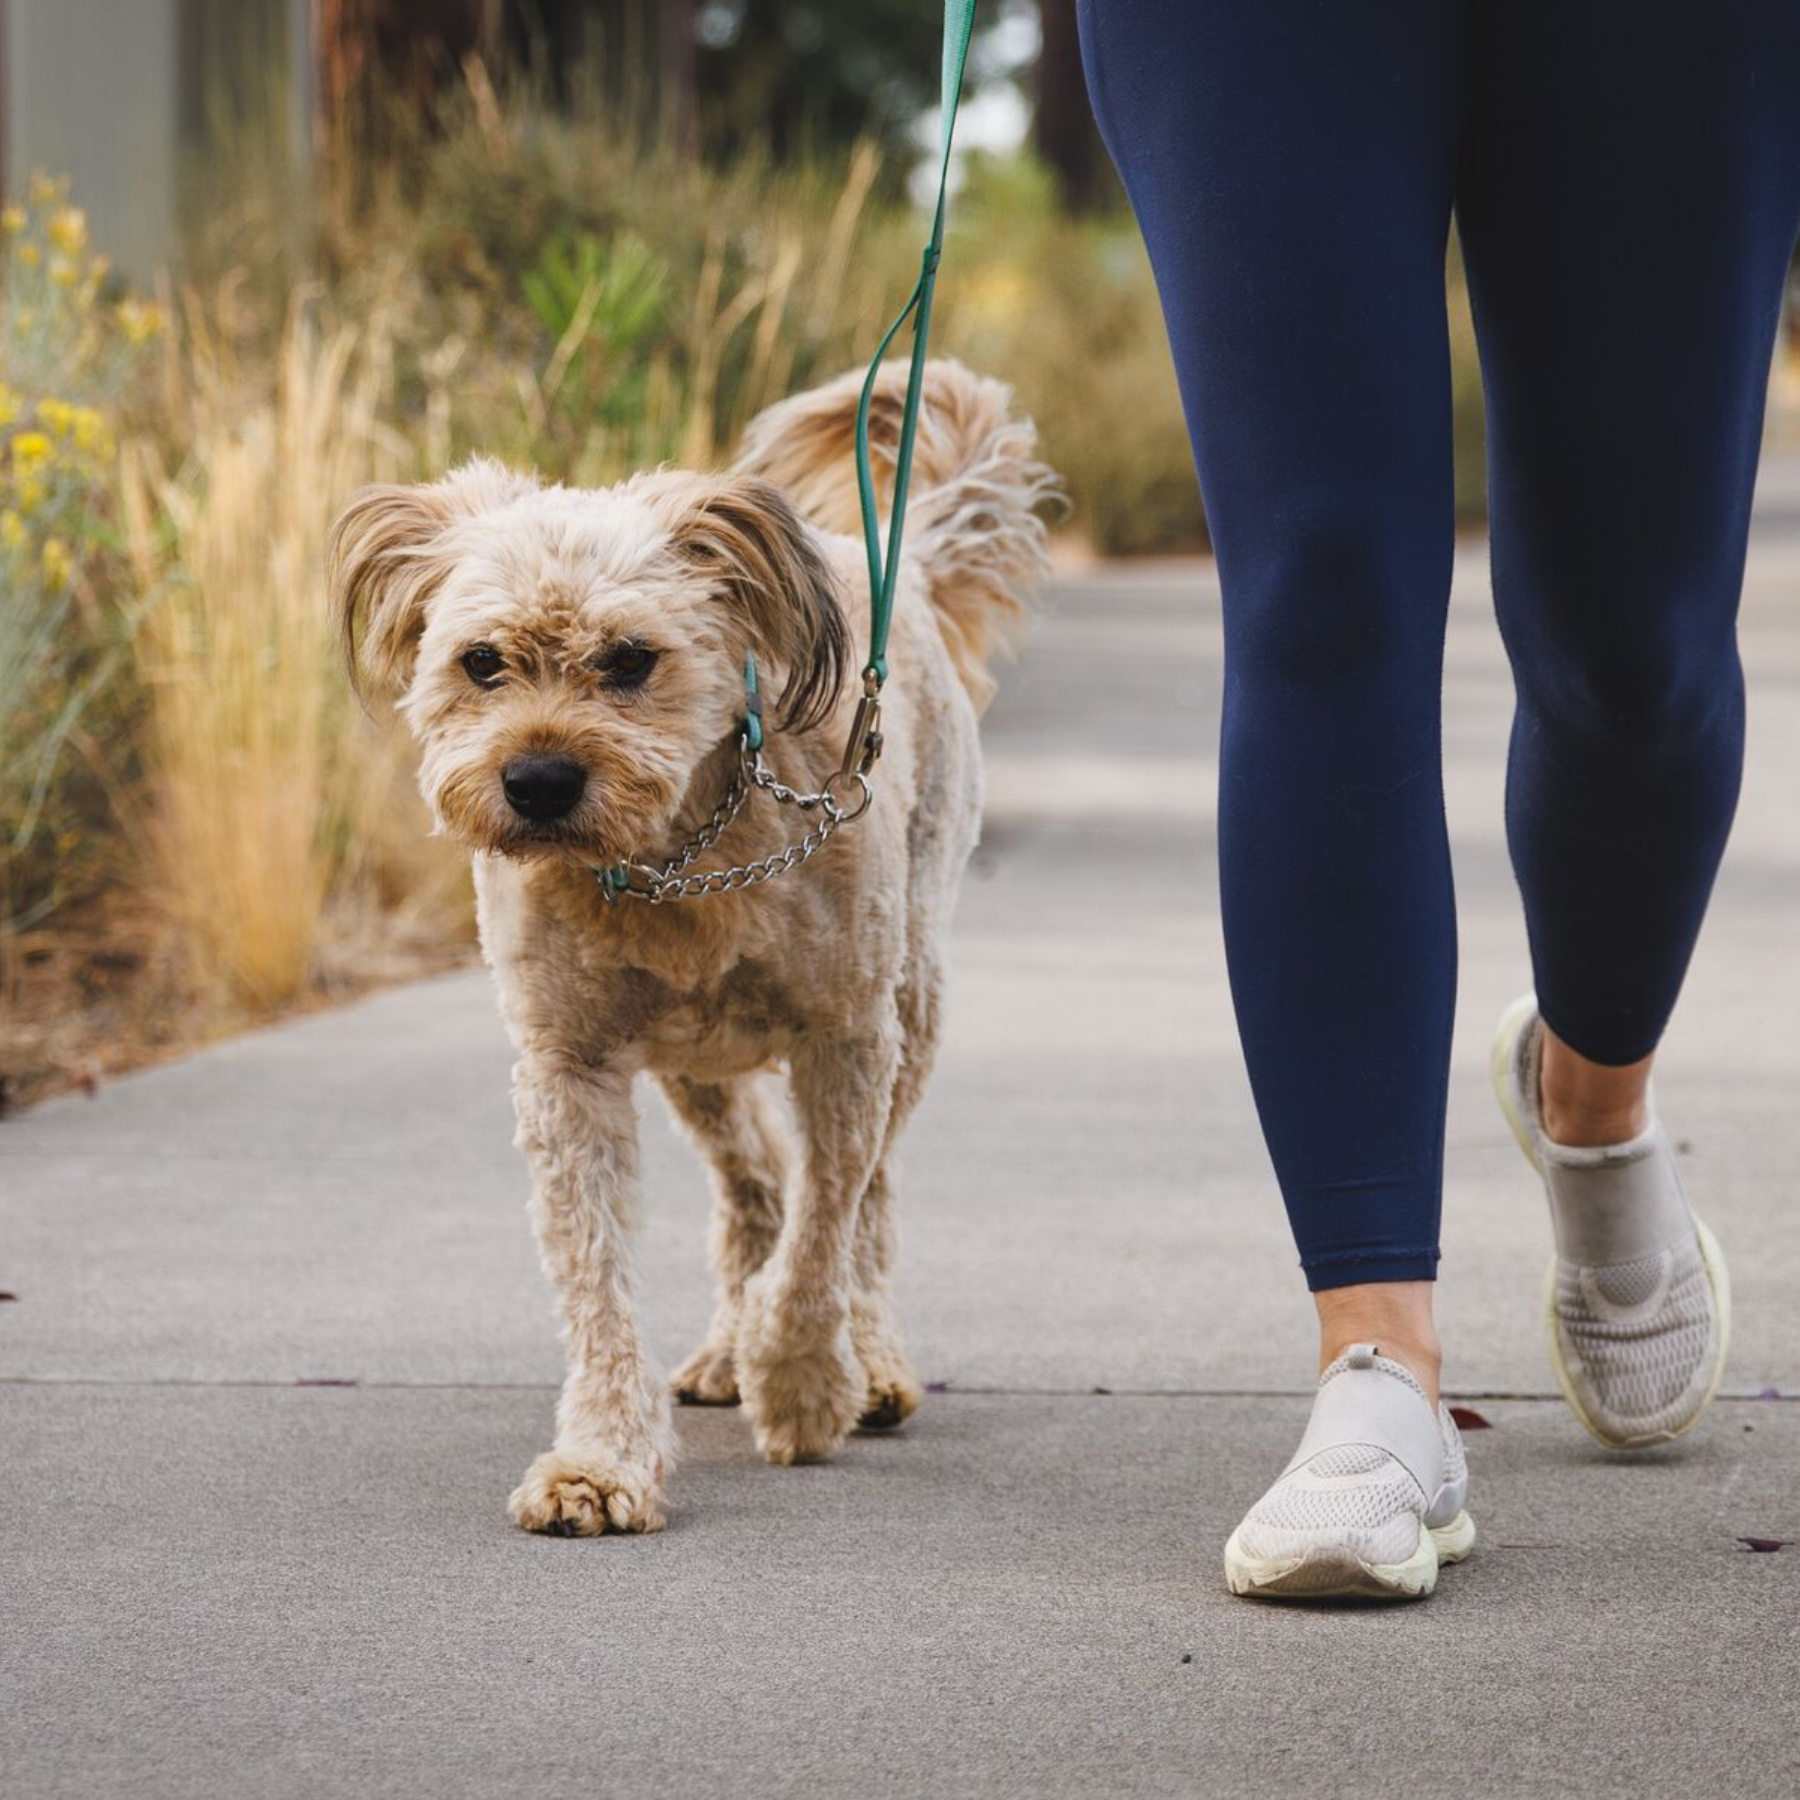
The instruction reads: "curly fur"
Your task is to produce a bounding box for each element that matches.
[327,359,1056,1534]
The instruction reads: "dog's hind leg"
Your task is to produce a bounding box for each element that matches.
[850,974,940,1432]
[506,1056,672,1537]
[736,1011,900,1464]
[657,1072,789,1408]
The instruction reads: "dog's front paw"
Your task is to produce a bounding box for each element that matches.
[508,1449,666,1537]
[671,1340,740,1407]
[736,1283,862,1465]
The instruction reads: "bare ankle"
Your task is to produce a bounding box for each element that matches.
[1539,1024,1653,1147]
[1541,1097,1650,1146]
[1313,1281,1442,1408]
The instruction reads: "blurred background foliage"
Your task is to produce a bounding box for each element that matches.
[0,0,1789,1103]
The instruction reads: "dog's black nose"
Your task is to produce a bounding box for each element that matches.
[502,754,587,821]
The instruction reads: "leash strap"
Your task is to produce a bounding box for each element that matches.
[853,0,979,690]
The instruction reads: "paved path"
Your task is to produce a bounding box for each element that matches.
[6,463,1800,1798]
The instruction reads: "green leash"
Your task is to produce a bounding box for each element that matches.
[856,0,979,692]
[758,0,978,797]
[828,0,980,792]
[602,4,978,905]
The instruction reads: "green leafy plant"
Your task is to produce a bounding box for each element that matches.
[522,229,670,426]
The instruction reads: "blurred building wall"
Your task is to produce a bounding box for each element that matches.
[3,0,182,275]
[0,0,310,276]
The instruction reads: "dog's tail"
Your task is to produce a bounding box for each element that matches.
[732,359,1059,711]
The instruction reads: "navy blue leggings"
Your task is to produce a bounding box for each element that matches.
[1077,1,1800,1289]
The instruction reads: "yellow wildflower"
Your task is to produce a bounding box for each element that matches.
[18,242,40,269]
[0,511,23,552]
[11,429,53,471]
[70,406,113,462]
[29,170,60,206]
[41,536,72,591]
[1,205,24,235]
[15,474,46,514]
[49,254,79,288]
[47,207,87,254]
[116,298,163,344]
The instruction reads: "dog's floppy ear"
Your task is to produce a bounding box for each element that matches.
[675,477,851,732]
[329,458,538,703]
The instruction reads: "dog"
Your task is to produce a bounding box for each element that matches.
[328,359,1056,1534]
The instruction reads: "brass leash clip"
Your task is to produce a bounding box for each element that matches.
[839,669,885,781]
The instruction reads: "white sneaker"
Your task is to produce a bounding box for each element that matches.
[1223,1345,1475,1601]
[1490,993,1730,1449]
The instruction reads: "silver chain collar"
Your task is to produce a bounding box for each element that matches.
[596,668,884,906]
[596,735,874,906]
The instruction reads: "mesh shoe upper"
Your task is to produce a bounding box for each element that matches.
[1552,1238,1719,1437]
[1234,1350,1465,1570]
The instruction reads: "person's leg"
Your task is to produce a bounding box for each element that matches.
[1076,0,1464,1396]
[1078,0,1480,1600]
[1462,0,1800,1443]
[1462,1,1800,1077]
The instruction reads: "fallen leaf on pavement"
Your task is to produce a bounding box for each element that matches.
[1736,1537,1791,1553]
[1449,1405,1493,1430]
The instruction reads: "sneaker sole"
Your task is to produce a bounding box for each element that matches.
[1489,995,1733,1450]
[1223,1510,1476,1602]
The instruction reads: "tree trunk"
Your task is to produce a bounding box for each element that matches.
[314,0,503,138]
[1034,0,1108,212]
[659,0,697,155]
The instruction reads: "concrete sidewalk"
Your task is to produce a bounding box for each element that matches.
[6,464,1800,1797]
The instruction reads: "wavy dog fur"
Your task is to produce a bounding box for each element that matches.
[735,359,1062,710]
[327,358,1057,1535]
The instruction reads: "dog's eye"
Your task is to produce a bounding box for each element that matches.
[595,641,659,690]
[461,645,505,687]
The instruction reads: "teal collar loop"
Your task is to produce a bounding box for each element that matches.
[741,652,764,753]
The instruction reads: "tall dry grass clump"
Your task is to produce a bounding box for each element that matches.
[123,300,454,1013]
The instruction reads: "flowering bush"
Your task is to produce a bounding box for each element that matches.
[0,174,159,925]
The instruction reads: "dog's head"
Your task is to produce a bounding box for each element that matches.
[328,458,849,864]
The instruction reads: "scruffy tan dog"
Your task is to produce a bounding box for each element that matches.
[328,360,1054,1535]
